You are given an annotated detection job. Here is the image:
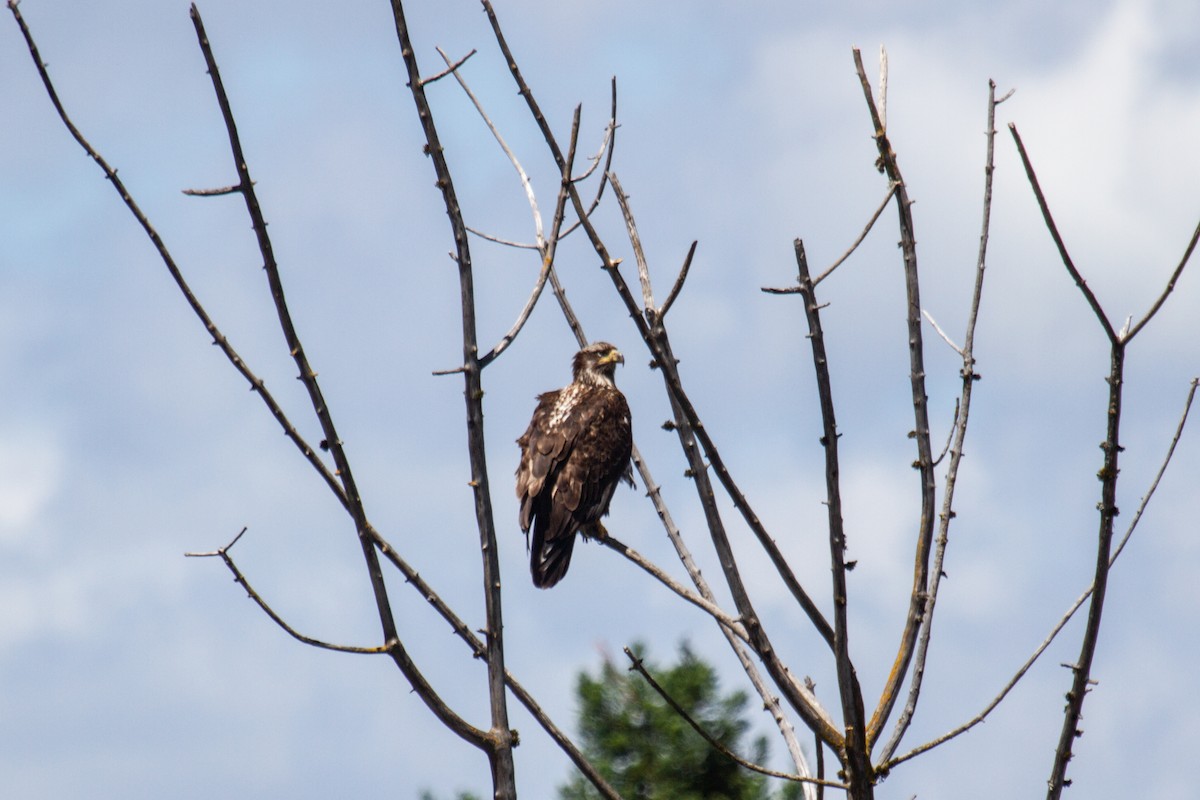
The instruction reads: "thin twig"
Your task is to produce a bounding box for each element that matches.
[1124,216,1200,341]
[477,107,583,369]
[815,182,897,286]
[608,172,655,311]
[182,183,244,196]
[878,45,888,132]
[1009,123,1117,342]
[623,647,847,790]
[556,78,620,240]
[600,535,748,641]
[438,44,544,247]
[930,398,960,469]
[658,240,697,321]
[921,308,963,355]
[764,185,897,295]
[186,528,389,654]
[464,226,540,249]
[420,47,476,86]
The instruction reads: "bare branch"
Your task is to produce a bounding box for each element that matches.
[389,1,515,791]
[608,172,655,311]
[1048,340,1123,797]
[623,648,848,790]
[852,48,939,755]
[182,183,244,196]
[558,77,620,238]
[877,78,1003,765]
[464,226,540,249]
[921,308,963,355]
[793,239,872,787]
[766,185,897,294]
[878,45,888,131]
[1124,216,1200,341]
[931,398,960,468]
[815,183,897,286]
[5,0,348,510]
[883,376,1197,774]
[658,240,697,320]
[186,528,389,655]
[190,7,405,688]
[631,445,819,785]
[1009,123,1117,342]
[477,107,583,369]
[420,47,476,86]
[365,526,623,800]
[437,44,544,247]
[600,535,749,641]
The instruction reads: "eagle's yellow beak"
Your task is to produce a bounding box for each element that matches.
[598,349,624,366]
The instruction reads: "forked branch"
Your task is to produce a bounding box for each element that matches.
[851,47,939,752]
[185,528,389,655]
[877,78,1006,766]
[188,7,401,661]
[884,377,1197,776]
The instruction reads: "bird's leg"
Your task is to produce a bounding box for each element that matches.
[582,521,609,541]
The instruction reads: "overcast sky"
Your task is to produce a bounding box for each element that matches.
[3,1,1199,798]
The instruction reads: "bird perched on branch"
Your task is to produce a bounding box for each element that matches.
[516,342,634,588]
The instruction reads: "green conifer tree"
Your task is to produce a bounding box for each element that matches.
[560,643,800,800]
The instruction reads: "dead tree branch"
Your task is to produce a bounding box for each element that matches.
[630,448,816,786]
[477,107,582,369]
[365,525,623,800]
[852,47,939,752]
[877,78,1005,766]
[185,528,389,655]
[658,240,698,321]
[386,1,515,794]
[1009,124,1115,341]
[1008,120,1197,800]
[600,535,749,641]
[623,647,848,791]
[481,0,840,759]
[604,171,835,649]
[792,239,872,795]
[883,376,1198,774]
[5,1,347,507]
[189,7,403,671]
[816,183,898,286]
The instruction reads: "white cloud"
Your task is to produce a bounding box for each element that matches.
[0,431,61,540]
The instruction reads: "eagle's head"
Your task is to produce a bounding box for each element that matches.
[573,341,625,387]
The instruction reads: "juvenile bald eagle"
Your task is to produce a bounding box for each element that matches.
[516,342,634,588]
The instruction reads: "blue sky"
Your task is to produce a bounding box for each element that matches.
[2,1,1199,798]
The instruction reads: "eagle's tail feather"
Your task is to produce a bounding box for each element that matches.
[531,507,577,589]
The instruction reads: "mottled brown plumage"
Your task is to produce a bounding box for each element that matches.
[516,342,633,588]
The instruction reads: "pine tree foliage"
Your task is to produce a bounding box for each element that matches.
[560,643,800,800]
